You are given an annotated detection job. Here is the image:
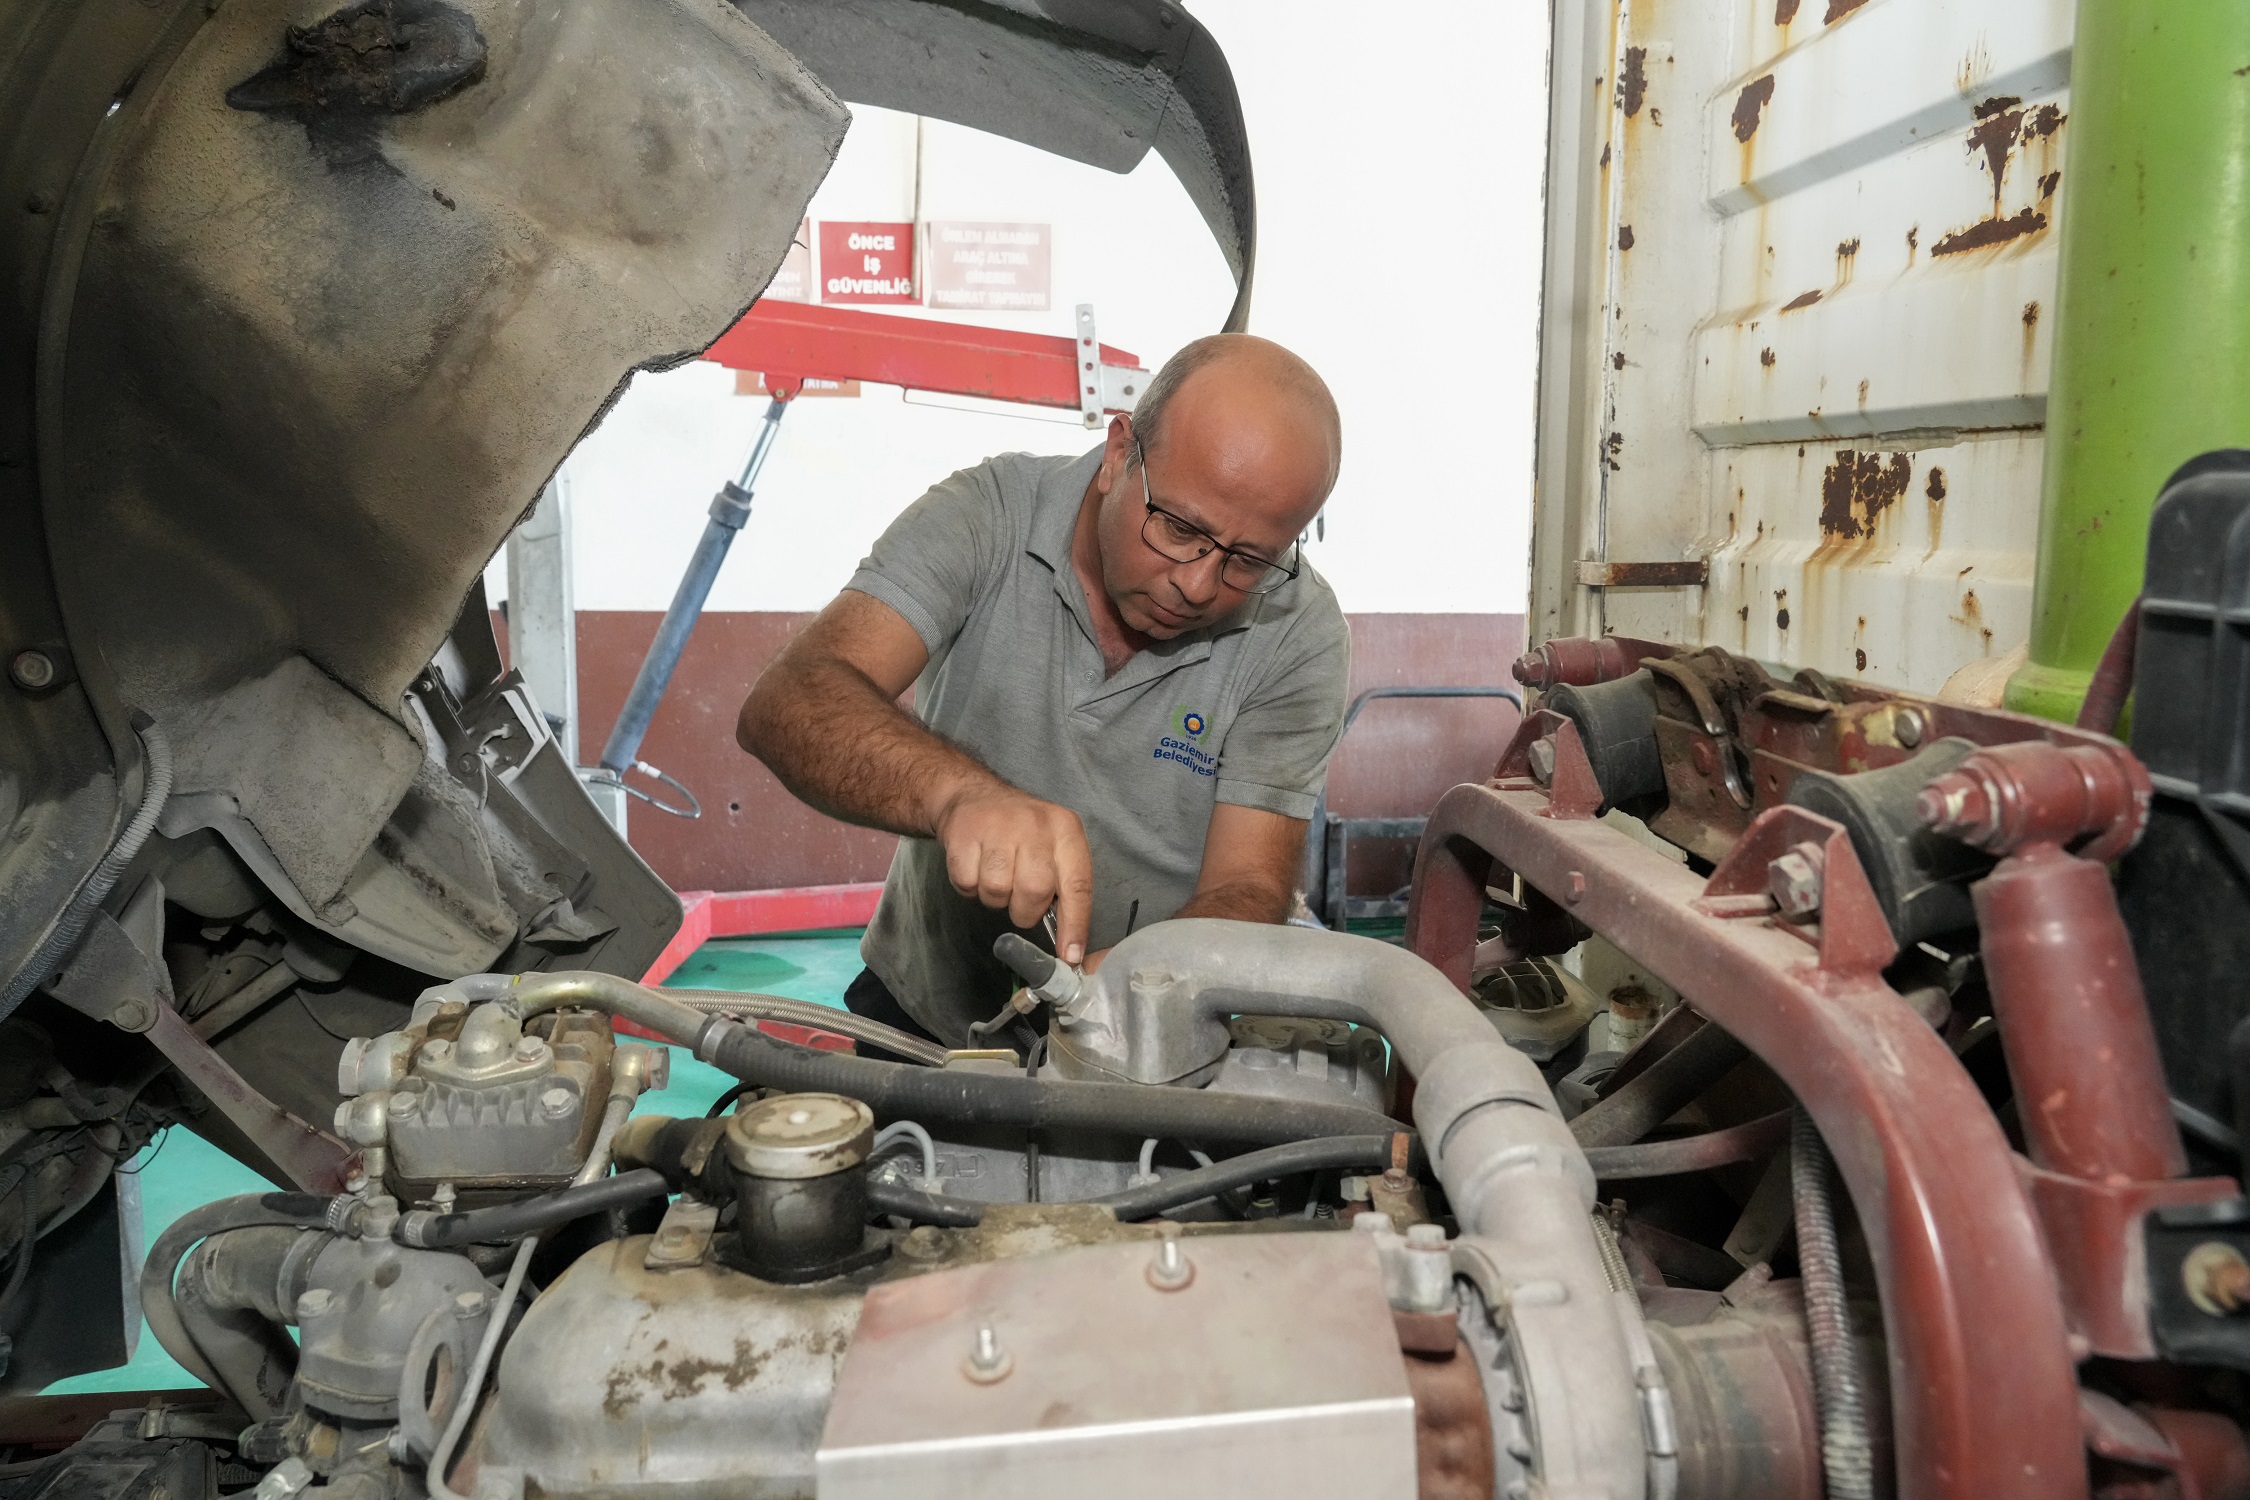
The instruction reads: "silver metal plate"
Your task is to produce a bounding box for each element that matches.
[817,1230,1417,1499]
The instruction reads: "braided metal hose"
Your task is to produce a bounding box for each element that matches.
[1792,1108,1874,1500]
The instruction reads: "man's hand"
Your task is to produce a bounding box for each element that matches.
[932,782,1094,965]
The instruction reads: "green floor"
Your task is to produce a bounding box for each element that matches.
[44,929,866,1396]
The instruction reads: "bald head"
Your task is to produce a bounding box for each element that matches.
[1133,335,1341,496]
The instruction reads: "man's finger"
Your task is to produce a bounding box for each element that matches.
[945,835,985,899]
[1010,844,1059,931]
[1051,825,1095,966]
[976,842,1017,910]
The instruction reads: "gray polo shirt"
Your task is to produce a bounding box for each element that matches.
[846,445,1350,1044]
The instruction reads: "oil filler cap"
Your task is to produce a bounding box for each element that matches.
[723,1093,874,1180]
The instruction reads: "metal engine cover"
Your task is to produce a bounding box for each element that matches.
[475,1237,864,1500]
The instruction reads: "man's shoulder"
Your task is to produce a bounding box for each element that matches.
[1250,554,1348,650]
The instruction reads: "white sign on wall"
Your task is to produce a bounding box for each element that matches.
[927,222,1052,311]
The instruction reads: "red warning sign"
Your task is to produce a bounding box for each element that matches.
[819,221,917,305]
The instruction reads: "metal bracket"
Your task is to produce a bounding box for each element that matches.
[645,1195,721,1271]
[1074,304,1105,428]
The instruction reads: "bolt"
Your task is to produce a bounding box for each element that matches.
[899,1225,947,1261]
[1511,650,1551,689]
[2184,1242,2250,1316]
[425,1039,450,1056]
[9,651,55,690]
[1147,1232,1195,1291]
[295,1288,334,1321]
[343,1169,368,1195]
[1894,707,1926,748]
[1526,737,1558,786]
[513,1035,543,1061]
[1768,843,1826,917]
[452,1290,488,1319]
[391,1090,420,1117]
[540,1087,574,1118]
[963,1323,1012,1383]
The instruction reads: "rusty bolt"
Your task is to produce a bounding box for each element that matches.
[1526,737,1558,786]
[1690,738,1717,776]
[1768,842,1826,917]
[1894,707,1926,748]
[1511,651,1551,689]
[2184,1242,2250,1316]
[9,651,55,690]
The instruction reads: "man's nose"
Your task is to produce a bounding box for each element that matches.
[1172,549,1228,607]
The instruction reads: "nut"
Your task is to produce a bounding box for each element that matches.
[2183,1241,2250,1316]
[1768,843,1826,917]
[9,651,55,690]
[1526,737,1558,787]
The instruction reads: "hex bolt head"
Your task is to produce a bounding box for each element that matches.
[1406,1223,1449,1251]
[1768,843,1826,917]
[540,1086,574,1119]
[963,1323,1013,1383]
[513,1036,544,1061]
[452,1289,489,1319]
[391,1090,420,1117]
[1526,737,1558,787]
[295,1288,334,1322]
[1147,1232,1195,1291]
[9,651,55,690]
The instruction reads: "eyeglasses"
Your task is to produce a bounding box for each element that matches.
[1134,441,1301,595]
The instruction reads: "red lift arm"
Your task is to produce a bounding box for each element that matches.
[702,299,1149,422]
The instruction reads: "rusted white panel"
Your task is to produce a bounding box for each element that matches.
[1533,0,2073,692]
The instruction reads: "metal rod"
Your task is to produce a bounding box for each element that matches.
[598,398,790,775]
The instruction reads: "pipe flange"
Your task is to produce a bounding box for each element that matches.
[723,1093,874,1180]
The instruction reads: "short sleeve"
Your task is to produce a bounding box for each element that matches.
[844,462,1012,655]
[1213,592,1352,820]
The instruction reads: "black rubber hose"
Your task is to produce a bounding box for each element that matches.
[704,1021,1402,1148]
[1582,1109,1792,1180]
[394,1169,670,1250]
[140,1192,333,1396]
[867,1133,1421,1227]
[1570,1022,1748,1148]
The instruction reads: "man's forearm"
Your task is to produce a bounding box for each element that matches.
[1172,874,1294,926]
[740,654,1000,837]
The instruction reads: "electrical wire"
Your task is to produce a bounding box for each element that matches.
[872,1122,937,1183]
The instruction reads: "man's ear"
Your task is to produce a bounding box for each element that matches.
[1096,414,1135,496]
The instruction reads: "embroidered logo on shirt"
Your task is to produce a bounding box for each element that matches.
[1157,706,1217,777]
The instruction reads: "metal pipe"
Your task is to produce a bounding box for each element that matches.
[597,398,788,776]
[1971,840,2185,1182]
[2006,3,2250,723]
[1065,919,1646,1499]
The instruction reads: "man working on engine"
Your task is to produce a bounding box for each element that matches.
[736,334,1348,1048]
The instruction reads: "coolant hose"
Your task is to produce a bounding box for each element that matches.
[494,971,1402,1146]
[868,1132,1423,1227]
[138,1191,332,1398]
[1793,1108,1875,1500]
[1,716,172,1020]
[395,1169,668,1250]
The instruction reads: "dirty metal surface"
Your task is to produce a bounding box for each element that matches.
[1406,761,2085,1497]
[1536,0,2072,693]
[818,1231,1416,1499]
[477,1235,866,1500]
[146,1003,356,1194]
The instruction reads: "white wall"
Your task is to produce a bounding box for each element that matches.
[494,1,1548,617]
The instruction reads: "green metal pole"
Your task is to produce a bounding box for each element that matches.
[2005,1,2250,724]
